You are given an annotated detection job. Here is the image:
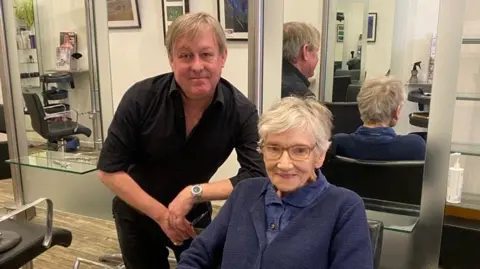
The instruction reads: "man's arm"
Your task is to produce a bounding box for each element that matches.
[177,185,238,269]
[98,171,167,221]
[98,85,192,242]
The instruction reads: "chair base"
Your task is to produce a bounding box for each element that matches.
[74,257,124,269]
[98,253,177,268]
[0,230,22,253]
[47,136,80,152]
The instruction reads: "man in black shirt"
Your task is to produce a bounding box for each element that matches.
[97,12,265,269]
[281,22,321,98]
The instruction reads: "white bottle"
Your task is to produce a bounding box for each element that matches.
[446,153,464,204]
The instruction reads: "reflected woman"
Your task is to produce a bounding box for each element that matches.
[333,76,426,161]
[177,97,373,269]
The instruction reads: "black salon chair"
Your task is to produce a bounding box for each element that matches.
[332,76,352,102]
[335,69,361,81]
[368,220,383,269]
[346,83,362,102]
[323,102,362,135]
[23,93,91,151]
[0,198,72,269]
[322,155,424,206]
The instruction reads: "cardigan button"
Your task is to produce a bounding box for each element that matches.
[270,223,276,230]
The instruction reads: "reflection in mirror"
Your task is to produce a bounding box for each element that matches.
[282,0,324,99]
[332,0,366,103]
[13,1,100,160]
[280,22,321,99]
[323,0,428,234]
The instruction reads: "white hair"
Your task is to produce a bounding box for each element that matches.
[357,76,405,124]
[283,22,321,63]
[258,97,332,153]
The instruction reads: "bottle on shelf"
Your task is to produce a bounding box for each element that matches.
[447,153,464,204]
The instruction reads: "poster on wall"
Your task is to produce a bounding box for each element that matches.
[107,0,141,29]
[161,0,190,39]
[217,0,248,41]
[367,13,377,42]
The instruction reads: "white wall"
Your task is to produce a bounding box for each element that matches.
[365,0,395,78]
[335,0,395,78]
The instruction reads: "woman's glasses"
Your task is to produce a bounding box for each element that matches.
[261,144,316,161]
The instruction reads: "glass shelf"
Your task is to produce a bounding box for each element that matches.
[451,142,480,157]
[447,193,480,211]
[456,93,480,101]
[6,150,98,175]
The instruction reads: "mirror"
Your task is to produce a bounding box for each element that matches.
[323,0,427,235]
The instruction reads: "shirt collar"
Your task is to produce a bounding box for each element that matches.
[168,75,225,106]
[354,125,396,138]
[263,170,329,208]
[282,59,310,88]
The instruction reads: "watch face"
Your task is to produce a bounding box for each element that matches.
[192,185,201,194]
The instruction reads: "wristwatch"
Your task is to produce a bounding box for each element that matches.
[191,184,203,203]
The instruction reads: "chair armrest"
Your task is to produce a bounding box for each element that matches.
[44,104,67,112]
[0,198,53,248]
[44,109,80,131]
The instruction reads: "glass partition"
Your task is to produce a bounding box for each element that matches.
[439,0,480,267]
[0,0,114,220]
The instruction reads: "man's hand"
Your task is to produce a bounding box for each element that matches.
[154,210,187,246]
[168,186,197,242]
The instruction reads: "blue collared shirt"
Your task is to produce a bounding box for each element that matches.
[264,171,329,244]
[333,126,426,161]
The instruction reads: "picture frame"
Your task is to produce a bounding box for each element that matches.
[367,12,377,42]
[161,0,190,39]
[336,24,344,42]
[107,0,141,29]
[217,0,248,41]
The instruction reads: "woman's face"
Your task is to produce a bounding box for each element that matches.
[262,128,326,195]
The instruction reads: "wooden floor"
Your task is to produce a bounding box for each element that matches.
[0,179,179,269]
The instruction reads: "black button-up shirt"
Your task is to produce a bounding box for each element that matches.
[97,73,266,205]
[281,60,315,98]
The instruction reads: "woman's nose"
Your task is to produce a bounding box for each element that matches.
[276,150,293,169]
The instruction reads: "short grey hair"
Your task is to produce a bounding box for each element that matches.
[165,12,227,59]
[259,97,332,153]
[283,22,321,63]
[357,76,405,124]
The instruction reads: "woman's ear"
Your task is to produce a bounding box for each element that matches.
[314,151,326,169]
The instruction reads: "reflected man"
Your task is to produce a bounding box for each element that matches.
[281,22,320,98]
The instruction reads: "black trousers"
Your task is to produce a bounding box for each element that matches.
[112,197,212,269]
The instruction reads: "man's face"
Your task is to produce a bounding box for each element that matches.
[169,27,227,100]
[305,47,319,78]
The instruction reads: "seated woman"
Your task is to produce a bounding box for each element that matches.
[333,76,426,161]
[177,97,373,269]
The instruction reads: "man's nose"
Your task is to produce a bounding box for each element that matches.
[191,55,204,71]
[277,150,293,169]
